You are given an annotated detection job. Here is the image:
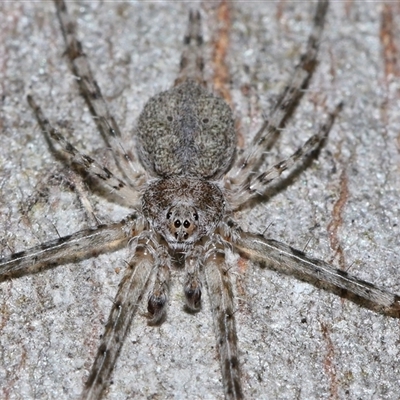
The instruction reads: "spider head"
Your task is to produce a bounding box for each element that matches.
[165,204,199,246]
[142,177,225,251]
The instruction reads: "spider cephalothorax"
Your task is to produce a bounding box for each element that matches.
[142,176,226,250]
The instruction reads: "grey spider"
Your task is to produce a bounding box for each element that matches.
[1,1,400,399]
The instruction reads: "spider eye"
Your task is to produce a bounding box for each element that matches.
[183,220,190,228]
[166,212,172,219]
[167,115,173,122]
[202,117,209,123]
[193,212,199,221]
[174,220,181,228]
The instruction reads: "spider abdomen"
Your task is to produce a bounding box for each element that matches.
[136,80,236,179]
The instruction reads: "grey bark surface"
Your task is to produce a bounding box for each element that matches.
[1,2,400,399]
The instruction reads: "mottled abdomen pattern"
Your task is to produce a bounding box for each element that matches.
[136,80,236,178]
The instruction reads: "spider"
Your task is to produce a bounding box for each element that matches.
[1,0,400,399]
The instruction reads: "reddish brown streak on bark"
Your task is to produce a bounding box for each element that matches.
[344,0,354,18]
[327,170,348,270]
[275,0,286,22]
[380,3,400,80]
[237,257,248,274]
[210,0,247,149]
[320,322,338,400]
[212,0,232,105]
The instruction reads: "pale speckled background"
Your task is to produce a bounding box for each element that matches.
[1,1,400,399]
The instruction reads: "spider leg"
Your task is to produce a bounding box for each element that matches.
[227,0,329,186]
[53,0,145,186]
[174,10,205,87]
[184,246,203,311]
[204,239,243,400]
[231,102,342,208]
[233,227,400,318]
[0,213,143,278]
[81,236,155,400]
[147,246,172,325]
[28,95,141,206]
[64,168,102,227]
